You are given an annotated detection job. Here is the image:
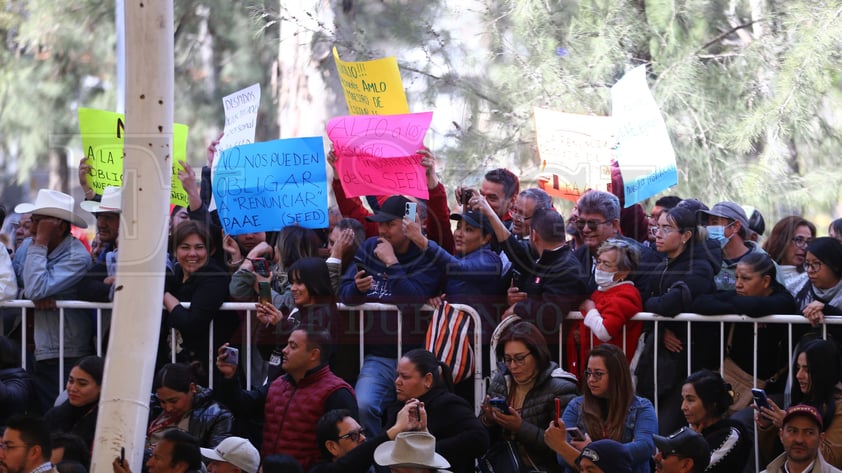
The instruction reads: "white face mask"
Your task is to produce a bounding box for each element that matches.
[594,268,618,289]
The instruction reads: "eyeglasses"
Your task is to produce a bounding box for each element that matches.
[576,219,610,231]
[792,237,812,249]
[655,226,679,235]
[0,442,29,452]
[502,352,532,366]
[584,369,606,381]
[337,428,366,442]
[803,260,824,273]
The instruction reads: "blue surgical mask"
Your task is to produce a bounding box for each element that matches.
[594,268,618,290]
[707,224,732,248]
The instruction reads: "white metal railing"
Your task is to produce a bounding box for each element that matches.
[0,300,485,410]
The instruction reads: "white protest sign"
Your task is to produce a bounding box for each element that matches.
[533,107,615,202]
[211,83,261,212]
[610,65,677,206]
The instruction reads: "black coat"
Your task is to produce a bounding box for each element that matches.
[383,386,489,473]
[691,286,797,384]
[148,386,233,447]
[44,400,99,448]
[644,241,719,317]
[0,367,33,426]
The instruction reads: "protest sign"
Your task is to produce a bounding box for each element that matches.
[326,112,432,200]
[219,83,260,151]
[611,65,678,206]
[78,107,190,207]
[212,137,328,235]
[333,47,409,116]
[533,107,615,202]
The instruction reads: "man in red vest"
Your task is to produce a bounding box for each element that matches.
[214,325,357,472]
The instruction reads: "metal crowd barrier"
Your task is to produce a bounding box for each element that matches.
[0,300,486,411]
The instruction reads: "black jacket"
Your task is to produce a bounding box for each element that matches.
[701,418,750,473]
[44,400,99,448]
[148,386,233,447]
[691,286,797,383]
[308,432,390,473]
[0,367,32,426]
[644,241,719,317]
[383,386,489,473]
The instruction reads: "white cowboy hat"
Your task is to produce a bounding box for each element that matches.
[80,186,122,214]
[15,189,88,228]
[374,432,451,470]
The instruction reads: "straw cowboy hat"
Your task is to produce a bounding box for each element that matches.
[15,189,87,228]
[80,186,122,214]
[374,432,451,471]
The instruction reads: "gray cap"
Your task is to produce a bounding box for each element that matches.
[697,201,748,230]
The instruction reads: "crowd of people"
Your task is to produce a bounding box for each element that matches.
[1,143,842,473]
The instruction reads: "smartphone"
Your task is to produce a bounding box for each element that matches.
[489,397,511,415]
[460,188,474,206]
[224,346,239,366]
[120,447,125,464]
[405,202,417,222]
[554,398,561,426]
[752,388,770,410]
[566,427,586,441]
[253,258,270,277]
[511,269,522,288]
[413,405,421,422]
[258,281,272,305]
[353,256,370,277]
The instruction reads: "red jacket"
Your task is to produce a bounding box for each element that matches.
[261,364,353,470]
[566,283,643,379]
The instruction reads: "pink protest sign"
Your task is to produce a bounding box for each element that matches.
[327,112,433,200]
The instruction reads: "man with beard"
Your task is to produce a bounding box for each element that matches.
[0,415,57,473]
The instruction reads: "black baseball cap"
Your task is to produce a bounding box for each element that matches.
[366,196,411,223]
[654,428,711,470]
[451,210,492,235]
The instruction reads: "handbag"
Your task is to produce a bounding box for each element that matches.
[477,440,544,473]
[425,301,474,384]
[721,324,784,415]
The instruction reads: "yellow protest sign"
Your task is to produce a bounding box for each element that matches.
[78,108,190,207]
[333,47,409,115]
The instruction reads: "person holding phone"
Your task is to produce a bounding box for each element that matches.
[545,344,656,473]
[481,321,578,472]
[253,257,339,382]
[382,349,488,473]
[679,370,749,473]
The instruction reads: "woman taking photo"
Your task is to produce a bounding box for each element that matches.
[680,370,749,473]
[382,348,489,473]
[762,216,816,296]
[757,338,842,469]
[546,344,656,473]
[44,356,104,447]
[163,220,234,384]
[254,257,339,381]
[146,363,233,449]
[482,321,578,472]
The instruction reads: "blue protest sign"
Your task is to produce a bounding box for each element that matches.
[212,137,328,235]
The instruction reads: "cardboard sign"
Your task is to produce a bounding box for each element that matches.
[326,112,432,200]
[78,108,190,207]
[219,83,260,150]
[333,47,409,116]
[212,137,328,235]
[611,65,678,206]
[533,107,615,202]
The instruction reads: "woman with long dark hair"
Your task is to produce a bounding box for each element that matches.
[546,344,656,473]
[757,338,842,469]
[44,356,104,447]
[763,216,816,296]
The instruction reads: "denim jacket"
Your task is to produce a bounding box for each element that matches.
[561,395,657,473]
[19,236,93,360]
